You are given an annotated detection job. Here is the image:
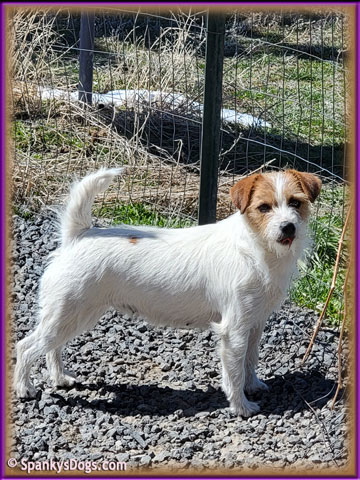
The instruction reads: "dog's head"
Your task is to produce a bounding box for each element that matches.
[230,169,322,255]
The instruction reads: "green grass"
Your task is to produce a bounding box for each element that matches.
[53,38,345,147]
[13,205,34,220]
[13,119,118,163]
[290,185,349,326]
[96,202,195,228]
[14,120,85,153]
[223,52,346,146]
[14,120,37,151]
[15,13,346,149]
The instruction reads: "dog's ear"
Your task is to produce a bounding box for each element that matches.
[287,170,322,203]
[230,174,260,214]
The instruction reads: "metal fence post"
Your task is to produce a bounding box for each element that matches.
[198,12,225,225]
[79,11,95,105]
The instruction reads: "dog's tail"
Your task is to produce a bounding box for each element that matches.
[60,168,125,245]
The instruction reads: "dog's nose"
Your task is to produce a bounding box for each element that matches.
[280,222,296,237]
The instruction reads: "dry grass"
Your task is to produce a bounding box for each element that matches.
[9,9,205,221]
[8,9,253,220]
[10,7,349,223]
[12,90,244,220]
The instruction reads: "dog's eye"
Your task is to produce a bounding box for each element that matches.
[289,199,301,208]
[258,203,271,213]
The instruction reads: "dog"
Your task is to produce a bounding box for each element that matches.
[14,168,321,417]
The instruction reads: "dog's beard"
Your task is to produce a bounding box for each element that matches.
[266,222,308,258]
[267,240,292,257]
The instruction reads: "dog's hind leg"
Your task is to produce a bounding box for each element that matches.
[46,347,77,388]
[14,304,105,398]
[14,324,60,399]
[14,330,42,398]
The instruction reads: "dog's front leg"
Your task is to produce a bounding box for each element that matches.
[244,324,269,394]
[219,323,260,417]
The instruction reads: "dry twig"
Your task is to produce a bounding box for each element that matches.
[331,266,350,409]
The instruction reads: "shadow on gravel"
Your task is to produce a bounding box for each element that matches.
[51,382,229,417]
[50,369,337,418]
[251,370,337,416]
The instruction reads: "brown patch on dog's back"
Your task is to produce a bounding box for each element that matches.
[129,236,139,244]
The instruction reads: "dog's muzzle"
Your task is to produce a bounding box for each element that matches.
[278,221,296,247]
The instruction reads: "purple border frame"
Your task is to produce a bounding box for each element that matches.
[356,5,360,480]
[0,2,358,480]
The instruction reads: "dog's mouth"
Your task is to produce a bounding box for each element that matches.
[278,236,295,248]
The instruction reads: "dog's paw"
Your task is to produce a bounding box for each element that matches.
[245,377,269,395]
[230,399,260,418]
[15,383,37,399]
[54,372,77,388]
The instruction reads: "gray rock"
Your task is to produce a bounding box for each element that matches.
[153,451,171,462]
[9,214,349,470]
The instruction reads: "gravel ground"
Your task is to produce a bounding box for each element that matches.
[9,213,350,474]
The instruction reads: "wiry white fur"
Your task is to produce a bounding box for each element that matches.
[60,168,125,245]
[14,169,311,417]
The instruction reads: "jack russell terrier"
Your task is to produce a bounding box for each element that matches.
[14,168,321,417]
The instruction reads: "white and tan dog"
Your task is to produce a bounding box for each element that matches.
[14,168,321,417]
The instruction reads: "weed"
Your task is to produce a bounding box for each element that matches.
[13,205,34,220]
[290,186,349,326]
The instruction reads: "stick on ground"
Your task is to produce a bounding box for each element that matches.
[331,266,350,409]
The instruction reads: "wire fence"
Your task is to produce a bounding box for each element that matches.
[11,8,349,207]
[10,6,351,413]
